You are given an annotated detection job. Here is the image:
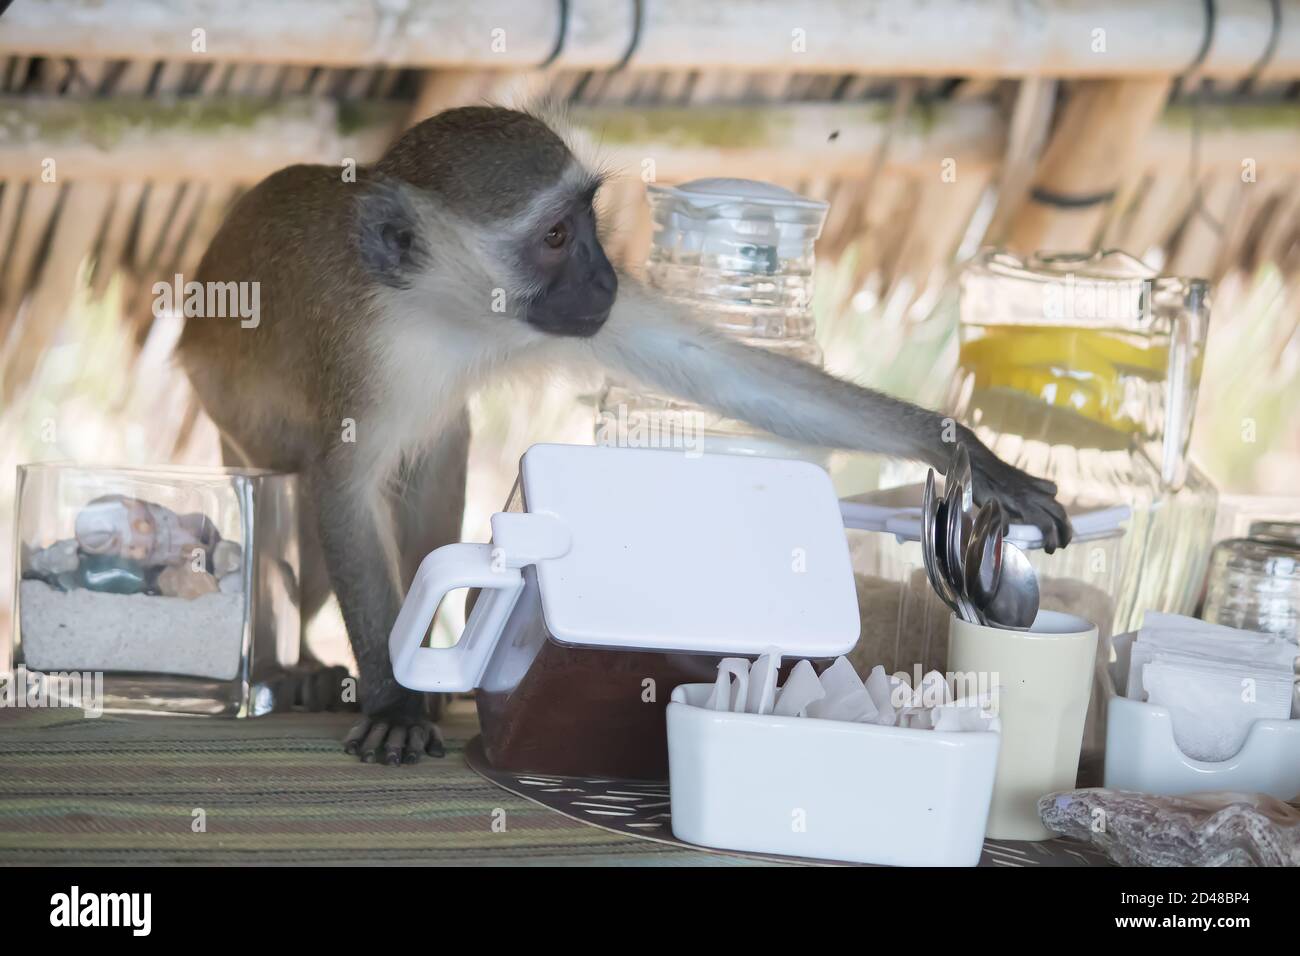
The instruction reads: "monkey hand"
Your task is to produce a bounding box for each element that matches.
[342,686,445,765]
[963,438,1073,553]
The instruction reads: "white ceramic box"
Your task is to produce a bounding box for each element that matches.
[667,682,1001,866]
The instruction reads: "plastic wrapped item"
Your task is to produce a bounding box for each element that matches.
[12,463,300,716]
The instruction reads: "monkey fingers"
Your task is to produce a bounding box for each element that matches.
[967,448,1074,554]
[343,713,445,765]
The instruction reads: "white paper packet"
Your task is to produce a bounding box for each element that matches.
[863,665,897,726]
[705,657,750,712]
[1144,659,1294,761]
[772,659,824,717]
[1125,612,1298,699]
[806,657,878,723]
[746,649,782,716]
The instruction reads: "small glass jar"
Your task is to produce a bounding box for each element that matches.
[12,463,300,716]
[1202,537,1300,639]
[598,178,829,462]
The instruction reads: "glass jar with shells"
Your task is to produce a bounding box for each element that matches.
[12,463,300,716]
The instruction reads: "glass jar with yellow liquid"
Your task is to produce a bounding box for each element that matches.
[950,249,1216,635]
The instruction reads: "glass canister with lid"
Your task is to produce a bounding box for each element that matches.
[597,178,830,462]
[949,249,1216,635]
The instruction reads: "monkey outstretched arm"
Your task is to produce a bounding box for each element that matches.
[590,280,1072,551]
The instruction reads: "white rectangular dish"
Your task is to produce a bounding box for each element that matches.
[667,682,1000,866]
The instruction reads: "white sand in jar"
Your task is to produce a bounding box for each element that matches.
[19,580,245,681]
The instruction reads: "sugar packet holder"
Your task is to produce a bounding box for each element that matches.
[1104,615,1300,802]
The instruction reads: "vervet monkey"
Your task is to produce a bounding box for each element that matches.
[178,106,1070,764]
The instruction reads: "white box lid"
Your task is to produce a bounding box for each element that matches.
[517,444,859,657]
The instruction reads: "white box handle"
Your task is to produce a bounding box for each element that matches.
[387,543,525,692]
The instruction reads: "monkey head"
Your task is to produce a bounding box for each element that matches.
[360,106,618,338]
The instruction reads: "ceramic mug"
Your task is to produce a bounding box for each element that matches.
[948,610,1098,840]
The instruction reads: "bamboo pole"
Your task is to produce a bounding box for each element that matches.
[1004,78,1171,253]
[1147,102,1300,171]
[6,92,1298,187]
[568,99,1007,181]
[981,78,1057,246]
[3,1,1298,78]
[0,96,408,181]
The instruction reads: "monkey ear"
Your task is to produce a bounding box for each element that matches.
[355,176,426,288]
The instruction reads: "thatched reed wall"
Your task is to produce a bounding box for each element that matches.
[2,0,1300,652]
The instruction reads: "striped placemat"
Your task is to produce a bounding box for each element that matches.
[0,702,765,866]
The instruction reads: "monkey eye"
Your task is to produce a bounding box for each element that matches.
[544,222,568,249]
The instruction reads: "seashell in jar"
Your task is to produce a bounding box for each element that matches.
[75,495,220,567]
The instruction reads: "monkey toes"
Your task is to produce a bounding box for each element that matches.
[343,713,446,765]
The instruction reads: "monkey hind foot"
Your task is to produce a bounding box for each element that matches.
[343,697,446,766]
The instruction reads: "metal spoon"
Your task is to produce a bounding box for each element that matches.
[943,479,979,623]
[964,499,1004,618]
[927,491,964,618]
[921,470,960,617]
[983,540,1040,630]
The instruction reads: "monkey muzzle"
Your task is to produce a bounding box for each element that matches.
[524,255,618,338]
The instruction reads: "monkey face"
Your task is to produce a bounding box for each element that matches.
[519,201,618,338]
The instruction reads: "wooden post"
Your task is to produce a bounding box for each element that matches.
[1003,79,1171,253]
